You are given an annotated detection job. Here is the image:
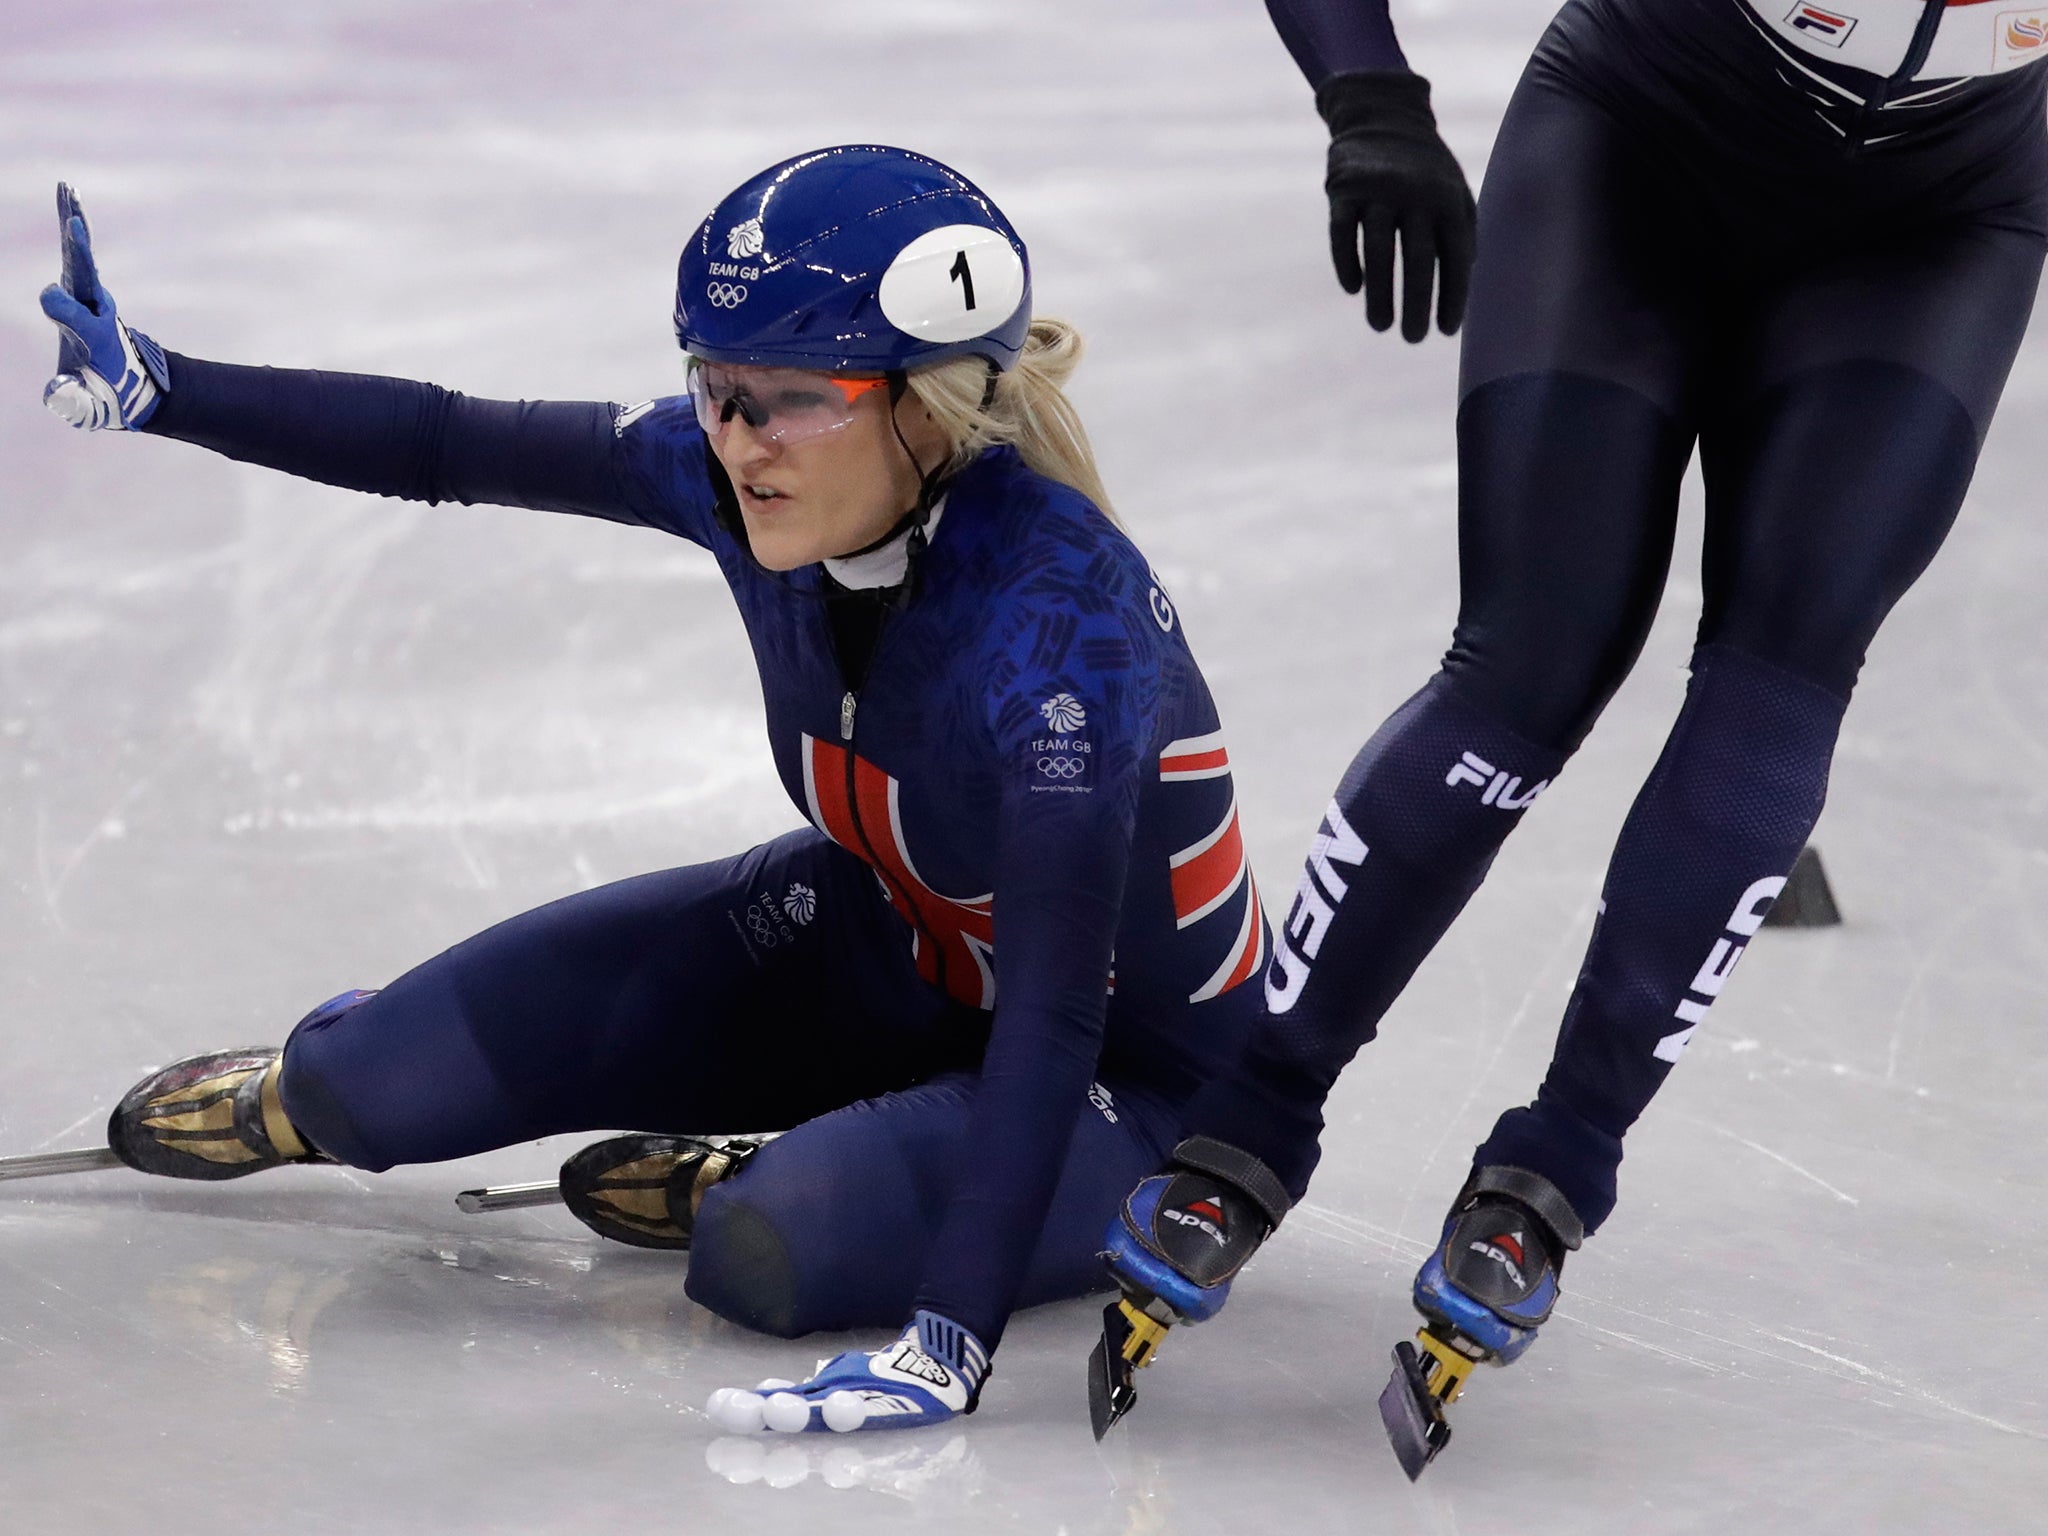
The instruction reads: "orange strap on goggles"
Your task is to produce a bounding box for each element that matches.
[687,360,892,446]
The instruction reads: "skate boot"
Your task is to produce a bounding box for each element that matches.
[559,1133,770,1250]
[1087,1136,1292,1438]
[109,1051,317,1179]
[1379,1165,1584,1479]
[105,989,372,1180]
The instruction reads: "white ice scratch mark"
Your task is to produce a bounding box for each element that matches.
[31,1106,108,1152]
[1294,1202,2044,1439]
[1290,1201,1430,1261]
[42,730,198,920]
[1676,1114,1859,1205]
[1882,879,1990,1085]
[1572,1323,1737,1376]
[1757,1331,2039,1439]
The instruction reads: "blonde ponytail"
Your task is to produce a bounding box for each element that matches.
[906,318,1118,524]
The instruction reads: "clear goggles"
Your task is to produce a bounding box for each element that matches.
[686,359,892,447]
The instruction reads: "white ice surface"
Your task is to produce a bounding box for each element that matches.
[3,3,2045,1532]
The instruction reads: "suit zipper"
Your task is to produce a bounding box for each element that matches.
[833,638,952,1000]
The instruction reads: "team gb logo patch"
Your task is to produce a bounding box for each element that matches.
[1039,693,1087,733]
[783,882,817,925]
[727,217,765,259]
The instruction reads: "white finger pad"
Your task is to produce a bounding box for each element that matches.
[710,1389,767,1434]
[763,1392,811,1434]
[822,1390,869,1433]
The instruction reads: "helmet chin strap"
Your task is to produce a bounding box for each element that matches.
[879,371,951,610]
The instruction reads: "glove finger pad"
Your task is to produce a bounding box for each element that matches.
[822,1391,870,1433]
[709,1389,769,1434]
[762,1392,812,1434]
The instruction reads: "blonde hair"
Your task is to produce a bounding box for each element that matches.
[906,317,1118,524]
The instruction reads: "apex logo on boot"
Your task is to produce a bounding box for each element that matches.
[1468,1229,1527,1289]
[1162,1196,1229,1246]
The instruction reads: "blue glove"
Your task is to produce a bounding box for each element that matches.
[706,1310,990,1435]
[39,182,169,431]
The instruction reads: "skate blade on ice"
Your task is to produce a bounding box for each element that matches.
[455,1179,564,1213]
[0,1146,123,1181]
[1087,1296,1166,1440]
[1378,1339,1453,1480]
[1381,1326,1484,1481]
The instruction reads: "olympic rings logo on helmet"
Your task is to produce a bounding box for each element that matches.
[705,282,749,309]
[1037,756,1087,779]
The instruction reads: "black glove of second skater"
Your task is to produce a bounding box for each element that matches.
[1317,70,1475,342]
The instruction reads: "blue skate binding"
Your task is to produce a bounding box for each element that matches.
[1379,1165,1584,1479]
[1087,1136,1291,1439]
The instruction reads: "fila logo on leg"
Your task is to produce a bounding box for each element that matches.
[1444,750,1548,811]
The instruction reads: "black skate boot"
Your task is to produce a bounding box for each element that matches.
[1379,1165,1585,1479]
[108,1049,323,1180]
[559,1133,769,1250]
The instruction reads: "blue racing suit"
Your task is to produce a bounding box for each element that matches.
[141,358,1267,1346]
[1187,0,2048,1233]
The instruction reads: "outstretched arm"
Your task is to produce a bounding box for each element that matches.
[38,184,718,541]
[142,356,633,525]
[1262,2,1475,343]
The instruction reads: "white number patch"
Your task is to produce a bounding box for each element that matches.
[877,224,1026,345]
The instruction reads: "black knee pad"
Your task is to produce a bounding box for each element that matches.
[684,1188,803,1338]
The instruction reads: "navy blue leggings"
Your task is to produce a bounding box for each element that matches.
[1194,38,2048,1229]
[276,828,1175,1336]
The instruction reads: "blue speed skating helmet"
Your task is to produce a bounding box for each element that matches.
[675,145,1032,374]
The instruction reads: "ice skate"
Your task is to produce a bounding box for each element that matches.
[1378,1165,1583,1479]
[1087,1136,1291,1438]
[558,1132,770,1250]
[104,989,373,1180]
[107,1048,323,1179]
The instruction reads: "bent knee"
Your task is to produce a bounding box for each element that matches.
[276,1001,389,1172]
[685,1184,805,1337]
[686,1163,927,1338]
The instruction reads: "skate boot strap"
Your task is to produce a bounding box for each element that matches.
[1467,1166,1584,1252]
[1170,1136,1292,1229]
[257,1057,311,1161]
